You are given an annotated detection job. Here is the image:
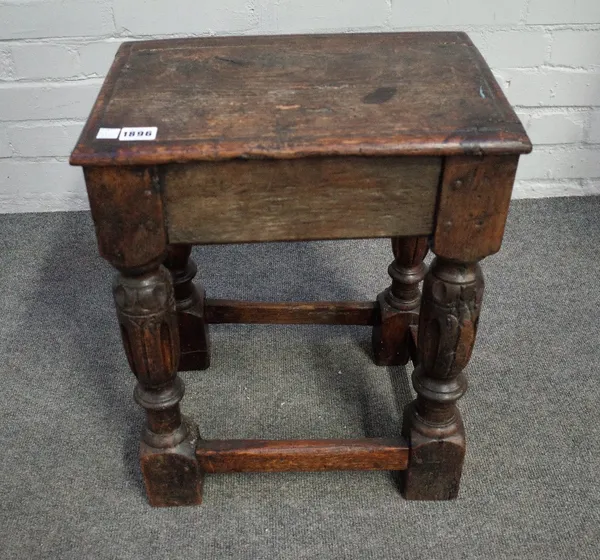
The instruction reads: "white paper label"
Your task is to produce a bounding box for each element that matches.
[96,128,121,139]
[118,127,157,141]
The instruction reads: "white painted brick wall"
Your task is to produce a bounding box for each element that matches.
[589,111,600,143]
[517,110,588,145]
[0,46,13,80]
[1,0,599,212]
[517,147,600,179]
[270,0,391,32]
[0,1,115,40]
[390,0,524,27]
[78,42,121,76]
[0,160,88,211]
[471,30,549,68]
[0,126,11,158]
[527,0,600,24]
[8,122,83,157]
[11,44,79,80]
[0,82,102,121]
[113,1,256,35]
[493,69,600,106]
[551,30,600,67]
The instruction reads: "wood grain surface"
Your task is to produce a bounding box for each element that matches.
[433,155,519,261]
[84,166,166,271]
[196,438,409,473]
[204,299,377,325]
[164,156,440,243]
[70,32,531,166]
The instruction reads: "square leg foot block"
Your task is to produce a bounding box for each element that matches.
[402,405,465,501]
[140,420,204,507]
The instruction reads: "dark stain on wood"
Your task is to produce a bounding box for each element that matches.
[214,55,249,66]
[363,86,397,104]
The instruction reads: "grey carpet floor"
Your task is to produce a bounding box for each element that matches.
[0,197,599,559]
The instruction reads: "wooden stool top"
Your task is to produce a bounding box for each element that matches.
[70,32,530,167]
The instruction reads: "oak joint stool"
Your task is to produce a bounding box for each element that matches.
[70,32,531,507]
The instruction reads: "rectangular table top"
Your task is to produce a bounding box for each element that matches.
[70,32,531,167]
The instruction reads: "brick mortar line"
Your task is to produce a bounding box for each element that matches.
[0,78,104,89]
[2,119,86,126]
[495,65,600,73]
[521,145,600,152]
[1,156,71,163]
[517,106,600,112]
[516,105,600,110]
[0,76,107,85]
[0,195,87,200]
[1,23,600,46]
[520,0,532,26]
[518,178,600,183]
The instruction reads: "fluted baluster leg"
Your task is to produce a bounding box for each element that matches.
[113,265,203,506]
[372,236,428,365]
[402,257,483,500]
[164,244,210,371]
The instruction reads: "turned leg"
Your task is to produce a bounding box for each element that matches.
[113,265,203,506]
[402,257,483,500]
[164,244,210,371]
[372,236,428,365]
